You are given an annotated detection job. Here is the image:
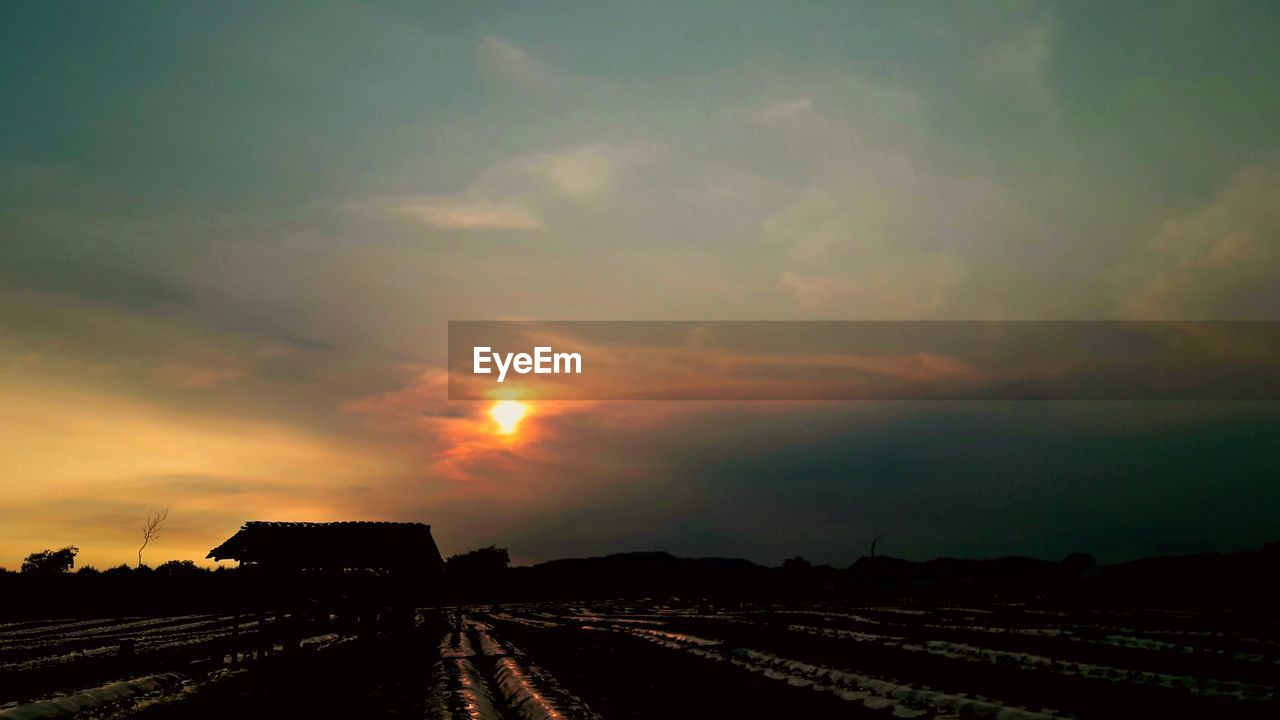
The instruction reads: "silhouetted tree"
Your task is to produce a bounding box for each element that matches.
[21,546,78,575]
[155,559,206,577]
[103,564,135,577]
[446,546,510,593]
[870,528,881,558]
[1061,552,1097,576]
[782,556,813,572]
[138,508,168,567]
[447,545,510,575]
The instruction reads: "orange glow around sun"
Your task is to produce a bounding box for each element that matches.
[488,400,529,435]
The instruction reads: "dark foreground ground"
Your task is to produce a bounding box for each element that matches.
[2,600,1278,719]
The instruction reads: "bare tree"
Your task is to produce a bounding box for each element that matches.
[138,508,168,568]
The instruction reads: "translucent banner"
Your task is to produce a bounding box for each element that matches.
[447,321,1280,401]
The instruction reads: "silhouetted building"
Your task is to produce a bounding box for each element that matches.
[207,521,444,575]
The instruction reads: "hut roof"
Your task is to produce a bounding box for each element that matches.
[206,521,444,571]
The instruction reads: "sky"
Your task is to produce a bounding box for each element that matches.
[1,1,1278,570]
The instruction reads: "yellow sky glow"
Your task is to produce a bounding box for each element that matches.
[0,368,418,570]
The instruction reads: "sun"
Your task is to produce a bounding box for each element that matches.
[488,400,529,436]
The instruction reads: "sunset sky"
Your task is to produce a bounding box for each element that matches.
[2,1,1278,570]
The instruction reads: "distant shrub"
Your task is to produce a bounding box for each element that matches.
[154,559,208,577]
[20,546,78,575]
[447,546,510,592]
[783,556,813,572]
[1061,552,1098,575]
[448,545,509,571]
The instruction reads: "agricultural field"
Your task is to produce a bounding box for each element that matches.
[0,610,347,719]
[2,601,1277,719]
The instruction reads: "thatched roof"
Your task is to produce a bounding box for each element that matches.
[206,521,444,571]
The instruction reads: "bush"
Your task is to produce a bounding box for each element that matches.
[154,559,208,577]
[446,546,510,575]
[21,546,78,575]
[446,546,510,595]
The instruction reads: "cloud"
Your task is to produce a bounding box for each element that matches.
[155,347,250,388]
[540,145,633,198]
[481,142,662,200]
[747,83,921,140]
[343,365,591,485]
[777,265,959,318]
[1123,160,1280,319]
[399,199,542,230]
[969,24,1058,122]
[748,97,816,128]
[732,79,1036,321]
[759,157,1012,317]
[343,366,451,425]
[477,36,548,88]
[374,141,662,234]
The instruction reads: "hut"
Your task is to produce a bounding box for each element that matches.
[207,521,444,574]
[207,522,445,644]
